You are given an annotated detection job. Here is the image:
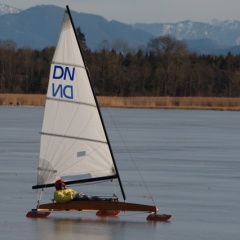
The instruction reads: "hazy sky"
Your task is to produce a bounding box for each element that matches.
[4,0,240,24]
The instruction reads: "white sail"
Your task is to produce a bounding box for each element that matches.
[36,10,116,186]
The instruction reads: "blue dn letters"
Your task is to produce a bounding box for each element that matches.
[52,65,75,99]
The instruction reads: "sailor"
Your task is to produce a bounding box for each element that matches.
[54,179,92,203]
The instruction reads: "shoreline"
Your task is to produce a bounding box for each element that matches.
[1,94,240,111]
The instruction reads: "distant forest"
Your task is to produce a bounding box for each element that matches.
[1,29,240,97]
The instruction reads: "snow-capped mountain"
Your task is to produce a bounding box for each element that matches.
[0,3,21,15]
[134,20,240,49]
[1,4,240,54]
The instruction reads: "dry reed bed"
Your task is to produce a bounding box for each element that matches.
[0,94,46,106]
[1,94,240,111]
[98,96,240,111]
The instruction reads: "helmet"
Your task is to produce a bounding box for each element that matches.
[55,179,64,190]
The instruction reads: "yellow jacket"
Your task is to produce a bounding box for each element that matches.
[54,189,77,203]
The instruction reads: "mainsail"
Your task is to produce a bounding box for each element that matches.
[26,6,171,221]
[32,7,124,199]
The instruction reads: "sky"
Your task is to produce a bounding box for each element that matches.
[3,0,240,24]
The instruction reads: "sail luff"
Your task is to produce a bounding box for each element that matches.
[65,5,126,200]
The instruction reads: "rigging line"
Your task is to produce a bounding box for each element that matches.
[105,108,157,207]
[36,189,44,206]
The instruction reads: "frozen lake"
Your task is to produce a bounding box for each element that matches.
[0,106,239,240]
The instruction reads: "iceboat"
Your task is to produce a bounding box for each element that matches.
[26,5,171,222]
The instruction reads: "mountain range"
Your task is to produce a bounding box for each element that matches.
[1,4,240,55]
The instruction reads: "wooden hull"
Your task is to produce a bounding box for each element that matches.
[38,200,158,213]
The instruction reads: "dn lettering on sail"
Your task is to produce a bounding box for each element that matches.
[52,65,75,99]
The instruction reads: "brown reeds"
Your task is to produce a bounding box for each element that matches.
[1,94,240,111]
[98,96,240,111]
[0,94,46,106]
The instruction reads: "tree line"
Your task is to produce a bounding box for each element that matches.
[1,33,240,97]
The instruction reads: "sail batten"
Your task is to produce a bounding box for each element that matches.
[46,97,96,107]
[37,167,57,173]
[52,61,84,69]
[40,132,108,144]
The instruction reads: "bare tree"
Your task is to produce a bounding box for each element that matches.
[148,34,188,56]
